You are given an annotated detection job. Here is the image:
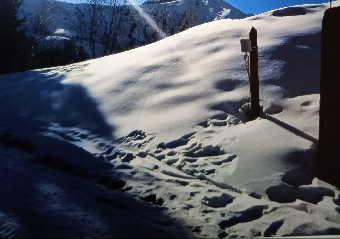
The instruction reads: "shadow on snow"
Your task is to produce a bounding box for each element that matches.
[0,69,115,140]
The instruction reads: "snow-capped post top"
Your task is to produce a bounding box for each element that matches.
[240,39,251,52]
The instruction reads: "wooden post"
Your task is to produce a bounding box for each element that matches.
[249,27,260,120]
[318,7,340,188]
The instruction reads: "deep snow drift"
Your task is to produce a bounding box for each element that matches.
[1,1,340,238]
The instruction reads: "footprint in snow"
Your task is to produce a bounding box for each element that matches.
[117,130,147,143]
[197,113,229,128]
[177,153,238,178]
[262,103,283,115]
[165,179,190,186]
[164,158,179,166]
[301,101,313,107]
[190,191,201,197]
[157,132,196,149]
[201,193,235,208]
[263,220,285,237]
[219,205,268,229]
[281,169,314,188]
[266,183,334,204]
[140,194,164,206]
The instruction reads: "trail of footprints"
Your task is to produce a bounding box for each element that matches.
[151,140,238,179]
[98,118,258,237]
[91,112,340,237]
[94,115,264,236]
[15,112,340,238]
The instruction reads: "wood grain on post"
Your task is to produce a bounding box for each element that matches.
[318,6,340,188]
[249,27,260,119]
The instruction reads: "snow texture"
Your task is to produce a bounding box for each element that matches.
[1,1,340,238]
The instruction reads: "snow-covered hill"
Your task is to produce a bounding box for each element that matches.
[2,1,340,238]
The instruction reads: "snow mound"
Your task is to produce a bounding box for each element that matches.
[1,1,340,238]
[277,4,321,16]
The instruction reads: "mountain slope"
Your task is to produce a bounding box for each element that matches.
[18,0,250,56]
[143,0,251,21]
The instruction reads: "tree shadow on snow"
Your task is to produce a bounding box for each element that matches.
[0,138,193,238]
[0,69,194,238]
[0,69,115,140]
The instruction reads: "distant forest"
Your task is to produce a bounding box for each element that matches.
[0,0,197,75]
[0,0,245,75]
[0,0,88,75]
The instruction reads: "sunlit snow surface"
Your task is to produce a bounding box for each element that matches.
[1,1,340,238]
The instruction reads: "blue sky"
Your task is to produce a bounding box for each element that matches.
[61,0,330,15]
[226,0,329,14]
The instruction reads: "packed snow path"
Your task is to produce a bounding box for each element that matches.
[1,1,340,238]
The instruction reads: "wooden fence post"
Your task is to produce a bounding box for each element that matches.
[249,27,260,120]
[318,6,340,188]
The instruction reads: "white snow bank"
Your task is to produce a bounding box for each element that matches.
[1,1,340,238]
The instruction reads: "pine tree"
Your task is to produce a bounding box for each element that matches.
[0,0,28,75]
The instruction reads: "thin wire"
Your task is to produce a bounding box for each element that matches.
[130,41,165,134]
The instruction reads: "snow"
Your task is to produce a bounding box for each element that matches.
[54,28,74,37]
[45,35,70,41]
[215,8,232,20]
[1,1,340,238]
